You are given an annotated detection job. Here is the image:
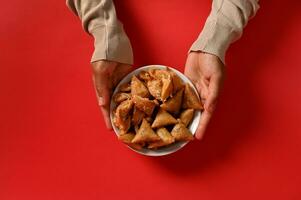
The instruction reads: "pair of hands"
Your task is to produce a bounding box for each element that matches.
[92,52,225,140]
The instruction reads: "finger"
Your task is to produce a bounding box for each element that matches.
[205,75,222,113]
[199,79,209,104]
[92,68,113,130]
[93,74,111,106]
[195,110,212,140]
[100,105,113,130]
[92,76,113,130]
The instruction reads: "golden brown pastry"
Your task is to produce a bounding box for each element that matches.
[114,115,131,133]
[145,117,153,124]
[160,88,183,114]
[148,69,173,101]
[119,82,131,92]
[179,109,194,127]
[149,69,169,80]
[171,123,194,141]
[168,69,184,94]
[118,133,144,150]
[132,106,145,126]
[147,78,162,100]
[151,108,178,128]
[113,92,131,104]
[148,128,175,149]
[138,70,151,82]
[131,75,150,98]
[132,119,160,143]
[182,83,203,110]
[161,75,173,101]
[132,95,156,116]
[115,99,133,119]
[113,99,133,132]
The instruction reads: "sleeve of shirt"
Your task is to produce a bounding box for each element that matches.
[66,0,133,64]
[189,0,260,64]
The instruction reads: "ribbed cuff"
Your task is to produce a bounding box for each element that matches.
[90,25,133,65]
[189,18,236,64]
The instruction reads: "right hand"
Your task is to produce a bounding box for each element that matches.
[184,52,225,140]
[91,60,132,129]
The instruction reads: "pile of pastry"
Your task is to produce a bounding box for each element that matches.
[112,68,203,150]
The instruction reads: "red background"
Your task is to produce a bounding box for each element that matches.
[1,0,301,199]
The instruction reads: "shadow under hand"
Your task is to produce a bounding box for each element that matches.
[115,0,299,175]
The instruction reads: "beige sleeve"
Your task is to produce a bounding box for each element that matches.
[189,0,260,64]
[66,0,133,64]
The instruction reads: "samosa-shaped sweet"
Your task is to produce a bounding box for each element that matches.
[167,69,184,94]
[113,92,131,104]
[132,95,156,116]
[171,123,194,141]
[148,69,169,80]
[119,82,131,92]
[148,128,175,149]
[151,108,178,128]
[115,99,133,119]
[132,106,145,126]
[138,70,151,82]
[113,115,131,133]
[147,78,162,100]
[148,69,172,101]
[145,117,153,124]
[131,75,150,98]
[179,109,194,127]
[132,119,160,143]
[114,99,133,132]
[160,88,183,114]
[161,76,173,101]
[118,133,144,150]
[182,83,203,110]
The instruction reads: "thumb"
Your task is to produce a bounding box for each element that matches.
[195,75,222,140]
[93,75,110,106]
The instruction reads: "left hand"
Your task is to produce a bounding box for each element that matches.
[91,60,132,129]
[184,51,225,140]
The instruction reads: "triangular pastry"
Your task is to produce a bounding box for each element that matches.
[113,92,131,104]
[113,115,131,133]
[119,82,131,92]
[171,123,194,141]
[138,70,151,82]
[132,119,160,143]
[160,88,183,114]
[131,75,150,98]
[132,106,145,126]
[115,99,133,119]
[151,108,178,128]
[167,69,184,94]
[132,95,156,116]
[179,109,194,127]
[148,128,175,149]
[118,133,144,150]
[182,83,203,110]
[147,78,162,100]
[161,76,173,101]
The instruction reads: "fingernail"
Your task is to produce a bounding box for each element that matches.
[98,97,105,106]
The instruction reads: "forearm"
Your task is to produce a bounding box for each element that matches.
[190,0,260,64]
[66,0,133,64]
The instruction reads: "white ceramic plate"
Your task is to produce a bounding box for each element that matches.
[110,65,201,156]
